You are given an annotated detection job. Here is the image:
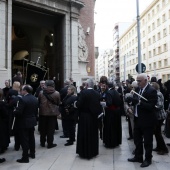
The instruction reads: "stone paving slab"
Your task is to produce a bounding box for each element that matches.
[0,118,170,170]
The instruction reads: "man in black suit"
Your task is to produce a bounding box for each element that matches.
[14,85,38,163]
[127,73,157,168]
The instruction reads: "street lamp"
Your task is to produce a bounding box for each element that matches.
[136,0,142,74]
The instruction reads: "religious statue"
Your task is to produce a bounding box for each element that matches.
[78,23,88,62]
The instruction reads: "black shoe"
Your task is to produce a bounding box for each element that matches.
[28,154,35,159]
[167,143,170,146]
[67,139,75,142]
[132,150,135,155]
[60,135,68,138]
[128,157,143,163]
[14,145,20,151]
[0,158,6,163]
[157,150,169,155]
[127,137,133,140]
[47,144,57,149]
[152,147,160,152]
[64,142,73,146]
[140,160,151,168]
[40,143,45,147]
[16,158,29,163]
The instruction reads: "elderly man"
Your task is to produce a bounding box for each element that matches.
[127,73,157,168]
[75,78,102,159]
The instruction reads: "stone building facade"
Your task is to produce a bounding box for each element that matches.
[0,0,95,88]
[119,0,170,82]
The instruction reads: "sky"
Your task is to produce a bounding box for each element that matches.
[94,0,154,51]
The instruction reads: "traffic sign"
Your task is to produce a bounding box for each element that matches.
[136,63,146,73]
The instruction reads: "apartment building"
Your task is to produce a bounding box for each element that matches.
[119,0,170,82]
[112,22,132,83]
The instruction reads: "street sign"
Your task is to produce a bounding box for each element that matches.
[135,63,146,73]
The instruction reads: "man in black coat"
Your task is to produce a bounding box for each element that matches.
[14,85,38,163]
[75,78,102,159]
[128,73,157,168]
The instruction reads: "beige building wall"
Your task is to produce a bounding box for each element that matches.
[119,0,170,82]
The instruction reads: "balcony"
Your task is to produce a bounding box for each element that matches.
[115,48,119,53]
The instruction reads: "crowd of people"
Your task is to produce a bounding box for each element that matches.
[0,72,170,168]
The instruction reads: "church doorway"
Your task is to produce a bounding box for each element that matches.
[12,2,65,90]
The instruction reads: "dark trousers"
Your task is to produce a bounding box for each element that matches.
[61,117,68,137]
[19,128,35,159]
[128,115,133,138]
[65,119,76,141]
[39,116,56,145]
[134,118,153,161]
[154,119,168,151]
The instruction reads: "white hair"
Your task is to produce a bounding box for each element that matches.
[137,73,148,80]
[86,78,94,88]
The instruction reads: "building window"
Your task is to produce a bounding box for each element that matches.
[143,30,145,37]
[163,28,167,36]
[158,46,161,54]
[162,0,166,7]
[157,32,161,40]
[143,42,145,49]
[157,4,160,12]
[153,62,156,69]
[143,53,146,60]
[148,26,151,32]
[152,22,155,30]
[153,35,156,42]
[149,64,152,70]
[152,9,155,17]
[148,13,151,20]
[149,51,152,58]
[153,49,156,56]
[158,61,162,68]
[168,74,170,80]
[164,43,167,52]
[162,14,166,22]
[157,18,160,26]
[142,19,145,26]
[164,59,168,66]
[169,10,170,18]
[148,38,151,45]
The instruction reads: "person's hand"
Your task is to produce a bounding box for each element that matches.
[100,101,106,107]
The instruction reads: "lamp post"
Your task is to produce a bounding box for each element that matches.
[136,0,142,74]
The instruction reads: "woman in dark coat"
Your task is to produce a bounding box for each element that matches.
[59,85,78,146]
[103,82,122,148]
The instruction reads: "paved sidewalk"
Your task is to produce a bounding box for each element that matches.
[0,118,170,170]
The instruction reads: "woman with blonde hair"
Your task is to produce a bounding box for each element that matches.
[151,82,168,155]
